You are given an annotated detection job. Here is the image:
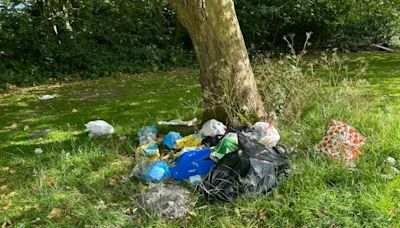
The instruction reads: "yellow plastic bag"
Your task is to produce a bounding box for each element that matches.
[135,143,160,162]
[175,134,203,149]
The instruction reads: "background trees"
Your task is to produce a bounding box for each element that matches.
[0,0,399,86]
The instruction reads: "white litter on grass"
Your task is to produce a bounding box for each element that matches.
[199,119,226,136]
[252,122,280,148]
[387,157,397,166]
[84,120,114,137]
[38,95,55,100]
[34,148,43,154]
[157,118,197,127]
[23,125,30,131]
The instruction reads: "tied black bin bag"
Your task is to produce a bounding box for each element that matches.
[201,132,289,201]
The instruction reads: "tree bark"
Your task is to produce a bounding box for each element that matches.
[170,0,266,123]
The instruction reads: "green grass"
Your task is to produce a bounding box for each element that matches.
[1,52,400,227]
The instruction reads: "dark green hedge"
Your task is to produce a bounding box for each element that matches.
[0,0,399,87]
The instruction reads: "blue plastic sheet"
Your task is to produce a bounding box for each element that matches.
[140,161,171,183]
[163,131,182,149]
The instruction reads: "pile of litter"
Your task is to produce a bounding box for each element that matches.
[130,118,289,214]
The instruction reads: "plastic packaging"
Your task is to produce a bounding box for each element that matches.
[201,151,249,201]
[245,158,277,193]
[252,122,280,148]
[138,125,157,145]
[316,120,366,165]
[175,134,203,149]
[140,161,171,183]
[163,131,182,149]
[199,119,226,137]
[135,143,160,162]
[201,132,289,201]
[38,95,55,100]
[211,133,239,160]
[84,120,114,137]
[157,118,197,127]
[170,148,215,181]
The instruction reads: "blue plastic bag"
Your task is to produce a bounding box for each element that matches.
[163,131,182,149]
[140,161,171,183]
[169,148,215,181]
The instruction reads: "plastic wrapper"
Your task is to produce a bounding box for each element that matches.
[84,120,114,137]
[175,134,203,149]
[199,119,226,137]
[163,131,182,149]
[138,125,157,145]
[140,161,171,183]
[252,122,280,148]
[170,148,215,181]
[135,143,160,161]
[316,120,366,165]
[211,133,239,160]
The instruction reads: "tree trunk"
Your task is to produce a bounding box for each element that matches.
[170,0,267,123]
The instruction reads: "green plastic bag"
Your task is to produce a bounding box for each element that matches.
[211,133,238,160]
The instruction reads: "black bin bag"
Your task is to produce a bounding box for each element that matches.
[201,132,289,201]
[201,150,250,201]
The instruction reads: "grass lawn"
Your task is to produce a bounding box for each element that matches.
[1,52,399,227]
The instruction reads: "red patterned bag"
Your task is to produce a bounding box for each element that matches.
[317,120,366,164]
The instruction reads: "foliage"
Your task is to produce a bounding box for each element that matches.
[235,0,400,52]
[0,0,399,86]
[0,0,193,86]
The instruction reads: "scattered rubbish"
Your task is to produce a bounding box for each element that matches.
[140,161,170,183]
[28,129,52,140]
[199,119,226,137]
[387,157,396,166]
[201,135,224,147]
[128,118,290,203]
[136,185,192,219]
[170,148,215,181]
[238,133,289,167]
[317,120,366,165]
[202,151,248,201]
[34,148,43,154]
[252,122,280,148]
[135,144,160,162]
[120,176,129,184]
[163,132,182,149]
[23,125,30,131]
[211,133,238,160]
[72,108,78,113]
[382,156,399,180]
[202,133,289,201]
[245,158,277,194]
[130,160,148,179]
[189,175,202,185]
[175,134,203,149]
[157,118,198,127]
[84,120,114,137]
[38,95,55,100]
[138,125,157,145]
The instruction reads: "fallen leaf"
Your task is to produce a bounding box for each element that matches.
[1,218,11,228]
[2,201,13,211]
[47,208,63,219]
[0,185,8,192]
[108,178,118,186]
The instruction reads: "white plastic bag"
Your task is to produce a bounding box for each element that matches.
[85,120,114,137]
[38,95,55,100]
[157,118,197,127]
[252,122,280,148]
[199,119,226,137]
